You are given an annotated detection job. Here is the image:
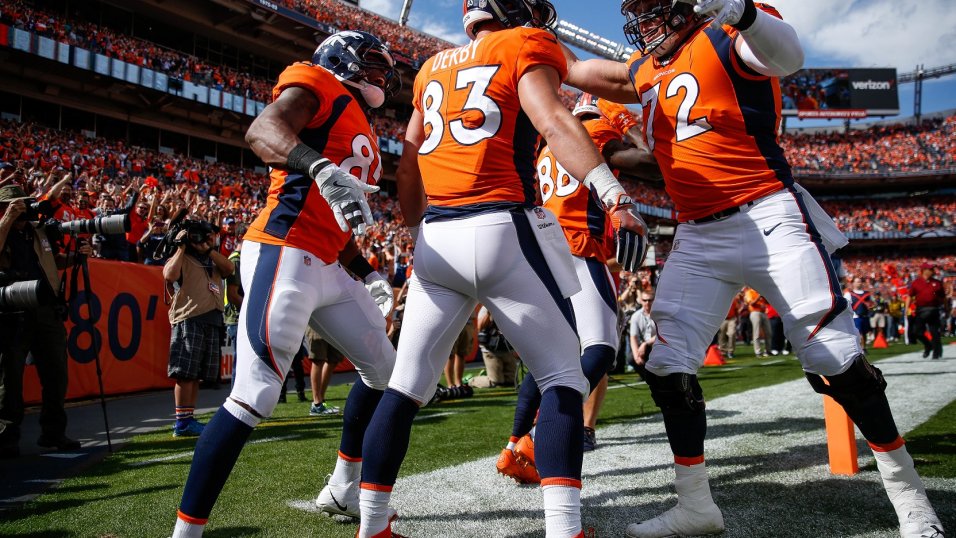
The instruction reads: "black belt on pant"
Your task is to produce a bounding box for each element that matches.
[688,200,757,224]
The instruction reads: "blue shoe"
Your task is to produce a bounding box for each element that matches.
[309,402,340,416]
[173,419,205,438]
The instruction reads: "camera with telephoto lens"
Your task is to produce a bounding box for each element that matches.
[21,197,130,243]
[0,270,55,313]
[153,218,219,261]
[58,213,129,236]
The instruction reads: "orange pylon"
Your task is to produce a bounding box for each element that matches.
[823,395,859,475]
[872,331,888,349]
[703,345,726,366]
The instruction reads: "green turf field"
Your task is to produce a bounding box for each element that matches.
[1,341,952,537]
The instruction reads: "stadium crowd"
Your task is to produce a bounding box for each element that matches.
[2,115,954,261]
[821,196,956,234]
[842,255,956,289]
[0,0,274,102]
[781,115,956,174]
[1,0,586,122]
[273,0,454,66]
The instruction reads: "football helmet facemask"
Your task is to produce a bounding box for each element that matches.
[572,93,602,118]
[462,0,558,40]
[622,0,699,58]
[312,31,401,108]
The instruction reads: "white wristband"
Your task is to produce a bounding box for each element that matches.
[583,163,627,208]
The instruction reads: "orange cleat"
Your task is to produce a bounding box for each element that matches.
[355,512,405,538]
[496,448,540,484]
[355,524,407,538]
[514,433,536,467]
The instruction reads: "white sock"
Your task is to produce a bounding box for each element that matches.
[172,517,205,538]
[330,454,361,485]
[224,399,261,428]
[542,484,581,537]
[872,445,938,523]
[358,487,392,538]
[506,436,518,451]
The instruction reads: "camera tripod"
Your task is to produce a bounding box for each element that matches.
[65,234,113,453]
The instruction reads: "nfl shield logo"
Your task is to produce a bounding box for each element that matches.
[304,256,312,266]
[533,207,546,220]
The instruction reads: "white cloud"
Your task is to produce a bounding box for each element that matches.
[358,0,400,19]
[410,14,468,45]
[775,0,956,69]
[360,0,467,46]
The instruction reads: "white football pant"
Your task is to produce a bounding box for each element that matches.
[570,255,619,351]
[647,187,861,377]
[388,211,588,403]
[231,240,395,416]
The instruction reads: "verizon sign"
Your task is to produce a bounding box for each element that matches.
[851,80,893,91]
[780,68,899,118]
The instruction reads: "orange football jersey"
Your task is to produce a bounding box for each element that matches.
[537,117,621,259]
[626,5,792,222]
[245,63,383,263]
[413,27,567,217]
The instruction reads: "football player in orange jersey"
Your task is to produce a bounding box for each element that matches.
[561,1,943,537]
[498,94,657,484]
[171,32,401,538]
[355,1,648,537]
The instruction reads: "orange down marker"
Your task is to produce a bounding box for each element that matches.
[823,395,859,475]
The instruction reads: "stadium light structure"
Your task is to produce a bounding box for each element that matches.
[898,63,956,123]
[400,0,413,26]
[554,20,635,61]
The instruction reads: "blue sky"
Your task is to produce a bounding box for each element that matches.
[361,0,956,125]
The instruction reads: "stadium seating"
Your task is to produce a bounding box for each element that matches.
[781,115,956,174]
[842,255,956,291]
[3,0,954,266]
[1,1,274,102]
[5,114,954,266]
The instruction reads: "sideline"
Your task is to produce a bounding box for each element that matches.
[343,352,956,537]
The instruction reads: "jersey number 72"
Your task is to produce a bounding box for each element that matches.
[640,73,713,151]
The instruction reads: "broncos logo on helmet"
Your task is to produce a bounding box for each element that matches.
[462,0,558,40]
[312,31,401,108]
[572,93,602,118]
[621,0,701,58]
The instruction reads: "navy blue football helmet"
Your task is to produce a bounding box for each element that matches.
[462,0,557,40]
[312,31,401,104]
[622,0,699,57]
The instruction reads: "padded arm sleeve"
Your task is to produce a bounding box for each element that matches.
[736,9,805,77]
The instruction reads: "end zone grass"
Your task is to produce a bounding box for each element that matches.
[1,341,952,537]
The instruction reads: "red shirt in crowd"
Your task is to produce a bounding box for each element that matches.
[126,209,148,246]
[909,277,945,308]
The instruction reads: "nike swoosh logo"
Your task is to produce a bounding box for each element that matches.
[331,180,350,189]
[329,490,348,512]
[763,223,782,236]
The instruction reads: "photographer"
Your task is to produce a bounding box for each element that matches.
[0,185,89,458]
[476,306,518,388]
[163,220,234,437]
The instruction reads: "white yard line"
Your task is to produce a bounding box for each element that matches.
[378,352,955,538]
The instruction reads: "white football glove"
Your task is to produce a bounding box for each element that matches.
[693,0,747,28]
[364,272,394,317]
[313,163,379,236]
